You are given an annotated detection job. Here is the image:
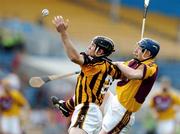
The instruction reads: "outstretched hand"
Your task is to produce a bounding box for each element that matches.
[52,16,69,33]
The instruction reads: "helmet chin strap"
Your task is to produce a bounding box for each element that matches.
[142,49,147,60]
[141,49,153,61]
[93,46,112,62]
[95,47,100,57]
[94,46,111,58]
[95,47,105,57]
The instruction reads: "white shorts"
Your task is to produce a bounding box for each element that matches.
[102,95,135,134]
[69,103,103,134]
[102,91,114,116]
[1,116,21,134]
[157,119,175,134]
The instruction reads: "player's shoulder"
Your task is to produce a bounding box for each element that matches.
[143,59,157,67]
[143,59,158,73]
[10,89,22,96]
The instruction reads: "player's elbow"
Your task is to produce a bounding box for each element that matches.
[70,57,78,63]
[70,56,83,65]
[68,53,79,62]
[70,55,79,62]
[70,56,76,62]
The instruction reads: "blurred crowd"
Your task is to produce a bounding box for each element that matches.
[0,24,70,134]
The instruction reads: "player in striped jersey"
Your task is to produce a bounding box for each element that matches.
[52,38,160,134]
[52,16,121,134]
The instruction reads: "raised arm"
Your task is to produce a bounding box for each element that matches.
[52,16,84,65]
[113,61,144,80]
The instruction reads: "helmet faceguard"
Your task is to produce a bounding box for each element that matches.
[92,36,115,57]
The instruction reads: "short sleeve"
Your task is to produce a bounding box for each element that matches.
[109,64,122,79]
[11,90,27,107]
[80,52,91,65]
[171,93,180,105]
[142,64,157,80]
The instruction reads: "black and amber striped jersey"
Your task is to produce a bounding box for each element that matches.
[74,53,121,106]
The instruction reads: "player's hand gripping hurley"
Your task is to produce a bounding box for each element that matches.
[141,0,150,39]
[29,71,80,88]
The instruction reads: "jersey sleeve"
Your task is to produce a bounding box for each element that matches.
[109,64,122,79]
[11,90,27,107]
[80,52,91,65]
[142,63,158,80]
[171,93,180,105]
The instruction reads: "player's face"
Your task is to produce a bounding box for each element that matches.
[133,45,144,60]
[86,43,96,56]
[133,45,151,61]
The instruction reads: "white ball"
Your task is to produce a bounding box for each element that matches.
[42,9,49,16]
